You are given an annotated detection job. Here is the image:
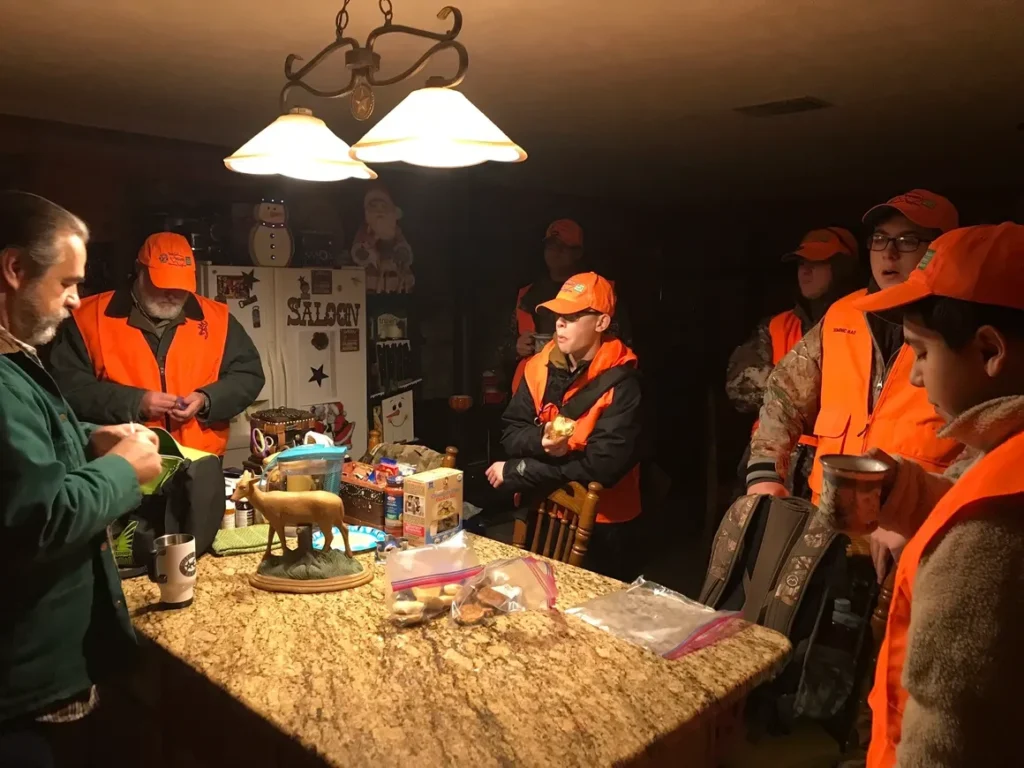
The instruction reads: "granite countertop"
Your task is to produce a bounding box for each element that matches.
[122,534,790,767]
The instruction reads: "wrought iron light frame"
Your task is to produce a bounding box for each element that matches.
[279,0,468,121]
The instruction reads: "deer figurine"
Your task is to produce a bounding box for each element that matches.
[231,471,352,559]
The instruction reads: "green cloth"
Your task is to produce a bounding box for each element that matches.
[0,330,141,722]
[211,524,283,557]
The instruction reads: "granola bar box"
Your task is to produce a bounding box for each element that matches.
[402,468,463,546]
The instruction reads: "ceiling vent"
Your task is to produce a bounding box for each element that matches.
[734,96,832,118]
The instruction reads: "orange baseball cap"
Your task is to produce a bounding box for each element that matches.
[537,272,616,316]
[854,223,1024,314]
[544,219,583,248]
[137,232,197,292]
[862,189,959,234]
[784,227,858,262]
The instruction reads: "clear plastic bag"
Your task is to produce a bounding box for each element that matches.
[385,530,482,626]
[565,577,747,659]
[452,556,557,625]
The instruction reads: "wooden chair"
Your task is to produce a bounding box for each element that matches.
[512,482,602,567]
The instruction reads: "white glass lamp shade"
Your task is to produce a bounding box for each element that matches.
[349,87,527,168]
[224,108,377,182]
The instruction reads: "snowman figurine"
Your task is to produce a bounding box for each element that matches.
[249,198,293,267]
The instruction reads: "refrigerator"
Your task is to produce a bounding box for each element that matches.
[198,264,368,466]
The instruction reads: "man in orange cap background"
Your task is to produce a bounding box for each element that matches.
[827,223,1024,767]
[726,226,862,498]
[499,219,630,394]
[487,272,643,579]
[746,189,963,581]
[49,232,264,457]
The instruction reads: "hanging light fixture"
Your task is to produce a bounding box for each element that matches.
[224,0,526,180]
[224,108,377,182]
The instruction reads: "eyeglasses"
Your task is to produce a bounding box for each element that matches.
[868,232,931,253]
[558,310,601,323]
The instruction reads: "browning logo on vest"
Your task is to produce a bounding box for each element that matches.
[71,291,231,455]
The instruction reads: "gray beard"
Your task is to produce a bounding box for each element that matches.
[11,294,68,347]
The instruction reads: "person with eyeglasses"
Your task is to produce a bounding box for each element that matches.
[746,190,963,583]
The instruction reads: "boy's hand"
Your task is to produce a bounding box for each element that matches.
[541,430,570,457]
[748,481,788,498]
[869,527,907,584]
[486,462,506,488]
[864,447,899,499]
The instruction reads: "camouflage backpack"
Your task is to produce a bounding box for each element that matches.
[699,495,850,727]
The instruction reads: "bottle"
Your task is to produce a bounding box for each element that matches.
[235,499,254,528]
[384,478,404,537]
[222,505,236,530]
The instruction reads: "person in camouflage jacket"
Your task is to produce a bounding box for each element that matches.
[726,228,861,497]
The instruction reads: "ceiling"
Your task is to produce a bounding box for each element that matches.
[1,0,1022,202]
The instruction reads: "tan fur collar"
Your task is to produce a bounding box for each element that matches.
[940,396,1024,454]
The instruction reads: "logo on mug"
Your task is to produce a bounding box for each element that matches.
[180,552,197,577]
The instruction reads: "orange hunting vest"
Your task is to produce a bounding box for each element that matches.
[72,291,231,455]
[512,280,617,394]
[867,429,1024,767]
[809,289,961,499]
[752,310,817,447]
[523,339,641,524]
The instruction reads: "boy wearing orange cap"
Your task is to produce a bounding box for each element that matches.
[747,190,963,580]
[726,226,862,497]
[487,272,643,578]
[49,232,264,459]
[835,223,1024,767]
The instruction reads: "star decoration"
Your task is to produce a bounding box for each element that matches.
[241,270,260,291]
[309,365,329,387]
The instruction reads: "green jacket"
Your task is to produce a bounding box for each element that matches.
[0,327,140,722]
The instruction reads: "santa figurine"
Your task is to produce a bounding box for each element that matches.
[351,186,414,293]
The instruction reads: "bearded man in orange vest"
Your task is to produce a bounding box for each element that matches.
[501,219,629,394]
[486,273,642,579]
[828,223,1024,767]
[49,233,265,456]
[726,226,862,497]
[746,190,963,580]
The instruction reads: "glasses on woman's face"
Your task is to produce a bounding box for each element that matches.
[869,232,930,253]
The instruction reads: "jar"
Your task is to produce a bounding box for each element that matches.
[235,500,254,529]
[222,506,236,530]
[384,479,404,537]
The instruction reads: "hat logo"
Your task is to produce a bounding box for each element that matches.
[572,283,586,294]
[159,251,192,268]
[918,248,936,270]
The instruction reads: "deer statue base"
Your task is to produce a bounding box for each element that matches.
[231,472,373,594]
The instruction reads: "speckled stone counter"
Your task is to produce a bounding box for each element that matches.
[120,534,789,767]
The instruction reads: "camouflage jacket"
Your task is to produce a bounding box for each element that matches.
[725,305,813,414]
[745,306,902,488]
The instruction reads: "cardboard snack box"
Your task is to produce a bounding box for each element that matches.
[402,468,463,546]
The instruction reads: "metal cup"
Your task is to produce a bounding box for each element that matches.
[818,454,889,535]
[532,333,553,353]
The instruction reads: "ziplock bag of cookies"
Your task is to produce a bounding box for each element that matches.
[385,531,482,627]
[452,556,557,625]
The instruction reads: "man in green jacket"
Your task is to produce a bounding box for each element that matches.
[0,191,162,766]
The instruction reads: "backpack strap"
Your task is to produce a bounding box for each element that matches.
[559,365,639,421]
[762,510,842,636]
[741,497,813,623]
[699,495,764,607]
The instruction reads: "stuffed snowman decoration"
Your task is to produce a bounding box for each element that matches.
[249,198,293,267]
